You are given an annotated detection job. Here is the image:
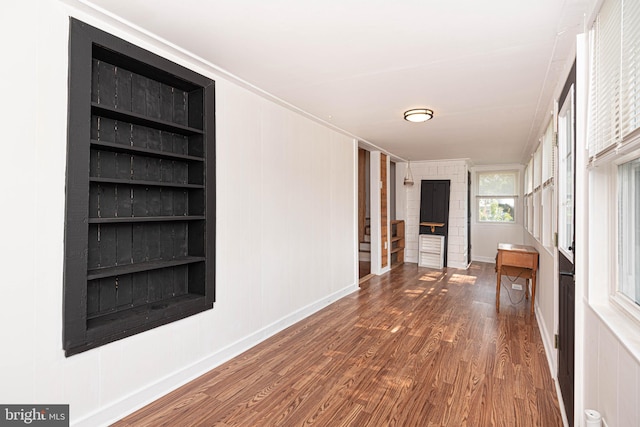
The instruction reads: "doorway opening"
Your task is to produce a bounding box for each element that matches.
[419,179,451,267]
[358,148,372,281]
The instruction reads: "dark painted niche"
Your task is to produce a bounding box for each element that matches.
[419,180,451,266]
[63,19,216,356]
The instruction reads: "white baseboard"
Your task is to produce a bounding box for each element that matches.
[535,305,569,427]
[447,261,469,269]
[72,283,360,427]
[403,259,469,270]
[472,255,496,263]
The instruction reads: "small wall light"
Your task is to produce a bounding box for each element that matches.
[404,108,434,123]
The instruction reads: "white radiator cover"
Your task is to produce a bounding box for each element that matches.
[418,235,445,269]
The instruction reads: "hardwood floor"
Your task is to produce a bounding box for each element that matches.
[359,261,372,284]
[113,262,563,427]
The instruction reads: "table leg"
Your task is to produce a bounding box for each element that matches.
[496,266,501,312]
[530,272,537,314]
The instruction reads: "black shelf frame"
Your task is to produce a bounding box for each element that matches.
[87,256,206,280]
[88,215,205,224]
[64,18,215,357]
[89,177,205,189]
[90,140,205,162]
[91,103,204,136]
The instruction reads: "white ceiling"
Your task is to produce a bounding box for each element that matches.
[78,0,596,164]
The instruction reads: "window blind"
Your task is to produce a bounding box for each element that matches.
[533,145,542,189]
[542,120,554,184]
[586,0,640,158]
[621,0,640,138]
[478,171,517,197]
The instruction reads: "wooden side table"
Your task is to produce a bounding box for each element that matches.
[495,243,539,314]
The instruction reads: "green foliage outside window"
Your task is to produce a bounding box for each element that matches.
[478,198,515,222]
[477,171,517,222]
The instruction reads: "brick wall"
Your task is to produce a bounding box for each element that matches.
[398,159,469,268]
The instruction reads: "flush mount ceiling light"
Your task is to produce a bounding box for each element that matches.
[404,108,434,123]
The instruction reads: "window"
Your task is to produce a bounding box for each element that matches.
[587,0,640,324]
[541,119,556,249]
[559,86,575,260]
[532,146,542,238]
[618,158,640,306]
[525,159,533,233]
[477,171,517,222]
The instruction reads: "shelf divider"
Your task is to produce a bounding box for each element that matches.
[92,103,204,135]
[90,139,204,162]
[89,176,204,189]
[88,215,205,224]
[87,256,205,280]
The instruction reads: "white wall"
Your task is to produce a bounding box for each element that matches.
[582,142,640,427]
[583,306,640,427]
[0,1,358,425]
[522,237,557,370]
[396,159,469,269]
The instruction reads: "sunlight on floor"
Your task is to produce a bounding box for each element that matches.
[448,273,478,286]
[403,288,423,297]
[418,271,446,282]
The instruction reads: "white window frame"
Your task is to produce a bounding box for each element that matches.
[541,119,556,250]
[611,144,640,325]
[587,0,640,328]
[525,159,534,233]
[558,86,575,262]
[475,170,519,224]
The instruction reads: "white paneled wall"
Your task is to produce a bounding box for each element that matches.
[0,2,358,426]
[583,307,640,427]
[396,160,469,269]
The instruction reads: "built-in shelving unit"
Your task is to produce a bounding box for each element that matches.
[63,19,215,356]
[390,220,405,269]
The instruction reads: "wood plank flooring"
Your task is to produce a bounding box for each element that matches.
[112,262,563,426]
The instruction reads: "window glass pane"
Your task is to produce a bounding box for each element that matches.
[478,198,515,222]
[533,191,541,238]
[526,159,533,194]
[618,158,640,305]
[558,86,575,259]
[527,194,533,232]
[478,172,517,196]
[622,0,640,137]
[542,121,554,182]
[534,146,542,188]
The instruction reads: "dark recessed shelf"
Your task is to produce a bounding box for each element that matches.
[89,177,204,189]
[64,19,215,357]
[88,215,205,224]
[90,139,204,162]
[86,293,205,323]
[79,293,211,355]
[92,103,204,136]
[87,256,205,280]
